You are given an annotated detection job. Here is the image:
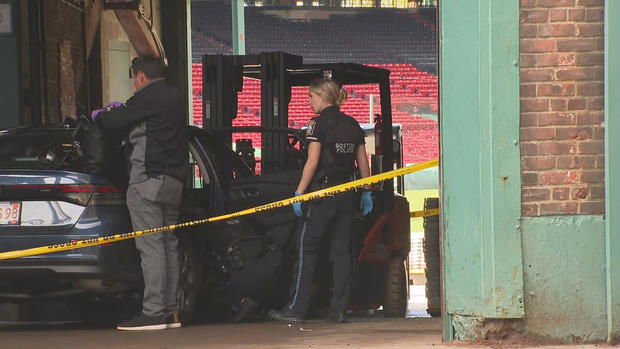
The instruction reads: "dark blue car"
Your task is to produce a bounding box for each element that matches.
[0,123,409,323]
[0,124,303,323]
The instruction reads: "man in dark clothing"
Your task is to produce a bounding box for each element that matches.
[94,56,187,331]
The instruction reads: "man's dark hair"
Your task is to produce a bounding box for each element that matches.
[131,55,165,79]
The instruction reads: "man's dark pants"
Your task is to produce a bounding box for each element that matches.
[286,191,356,317]
[127,175,184,318]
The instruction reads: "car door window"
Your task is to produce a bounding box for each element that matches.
[179,141,219,220]
[189,143,210,189]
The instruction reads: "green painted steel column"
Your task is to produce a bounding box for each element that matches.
[0,0,20,129]
[479,0,524,319]
[440,0,523,339]
[605,0,620,343]
[232,0,245,55]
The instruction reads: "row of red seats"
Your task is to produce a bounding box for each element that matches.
[191,63,439,164]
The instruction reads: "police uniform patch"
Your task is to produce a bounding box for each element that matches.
[306,120,316,136]
[335,142,355,153]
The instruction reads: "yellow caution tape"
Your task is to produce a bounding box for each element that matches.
[409,208,440,218]
[0,158,439,260]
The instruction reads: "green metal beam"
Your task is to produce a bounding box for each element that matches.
[605,0,620,343]
[441,0,483,323]
[479,0,524,320]
[232,0,246,55]
[440,0,523,339]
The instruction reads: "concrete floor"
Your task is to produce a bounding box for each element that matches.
[0,317,603,349]
[0,287,604,348]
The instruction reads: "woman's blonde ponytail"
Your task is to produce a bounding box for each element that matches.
[309,78,346,107]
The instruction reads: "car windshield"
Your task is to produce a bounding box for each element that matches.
[0,129,80,170]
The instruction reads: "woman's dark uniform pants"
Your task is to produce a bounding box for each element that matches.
[286,190,356,317]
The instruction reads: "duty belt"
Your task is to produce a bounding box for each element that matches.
[314,176,353,194]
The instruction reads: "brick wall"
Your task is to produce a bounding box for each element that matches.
[43,0,86,123]
[520,0,604,216]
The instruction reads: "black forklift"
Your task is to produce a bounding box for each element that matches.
[201,52,410,318]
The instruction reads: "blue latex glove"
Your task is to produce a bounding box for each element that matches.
[292,192,303,217]
[360,191,373,216]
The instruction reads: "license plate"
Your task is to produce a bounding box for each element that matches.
[0,202,21,225]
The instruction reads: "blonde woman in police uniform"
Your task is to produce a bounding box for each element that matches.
[269,78,373,324]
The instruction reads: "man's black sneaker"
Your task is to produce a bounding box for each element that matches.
[166,311,182,329]
[268,309,303,323]
[326,312,347,323]
[116,313,167,331]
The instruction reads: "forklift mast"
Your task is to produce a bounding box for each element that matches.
[202,52,395,199]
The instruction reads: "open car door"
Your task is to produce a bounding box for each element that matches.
[224,128,307,251]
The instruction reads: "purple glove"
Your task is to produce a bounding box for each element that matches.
[90,101,123,120]
[90,108,105,120]
[106,101,123,108]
